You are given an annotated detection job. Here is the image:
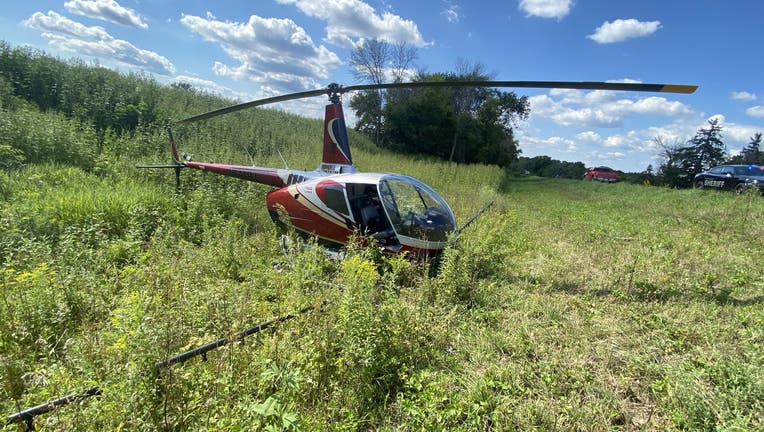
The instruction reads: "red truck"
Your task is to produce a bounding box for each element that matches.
[583,166,619,182]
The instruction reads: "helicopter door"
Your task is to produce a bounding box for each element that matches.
[319,183,351,216]
[346,183,397,244]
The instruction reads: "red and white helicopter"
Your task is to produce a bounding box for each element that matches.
[144,81,696,256]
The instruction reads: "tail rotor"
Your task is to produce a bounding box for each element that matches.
[136,128,187,191]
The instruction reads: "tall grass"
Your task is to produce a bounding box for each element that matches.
[1,106,763,430]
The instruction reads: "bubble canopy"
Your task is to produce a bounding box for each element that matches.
[378,175,456,243]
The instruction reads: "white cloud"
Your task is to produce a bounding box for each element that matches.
[23,11,110,41]
[519,84,707,171]
[529,89,694,128]
[707,113,725,124]
[548,88,585,103]
[180,13,341,92]
[552,107,623,128]
[644,123,692,145]
[530,93,622,127]
[576,131,601,142]
[745,105,764,118]
[528,94,558,113]
[603,135,626,148]
[592,151,626,161]
[516,123,695,169]
[64,0,148,29]
[612,119,735,167]
[731,91,757,102]
[519,133,578,152]
[276,0,428,48]
[709,114,764,143]
[642,114,763,155]
[725,124,763,144]
[587,19,661,44]
[22,11,174,75]
[518,0,572,20]
[45,33,175,75]
[630,97,692,116]
[442,4,461,23]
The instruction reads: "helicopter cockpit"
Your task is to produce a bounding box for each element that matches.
[378,176,456,244]
[345,175,456,249]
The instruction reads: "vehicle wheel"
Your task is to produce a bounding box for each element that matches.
[694,180,705,189]
[735,183,746,194]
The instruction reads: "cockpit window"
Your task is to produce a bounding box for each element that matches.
[346,183,397,246]
[323,185,349,215]
[379,178,455,242]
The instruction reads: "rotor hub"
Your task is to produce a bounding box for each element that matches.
[326,82,343,103]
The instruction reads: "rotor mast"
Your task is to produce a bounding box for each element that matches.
[326,83,343,104]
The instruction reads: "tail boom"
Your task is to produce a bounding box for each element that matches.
[183,162,290,188]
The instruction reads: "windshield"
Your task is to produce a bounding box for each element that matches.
[378,178,455,242]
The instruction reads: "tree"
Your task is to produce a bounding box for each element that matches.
[350,39,388,85]
[470,92,524,166]
[389,42,417,82]
[686,118,726,175]
[740,132,762,164]
[384,83,455,158]
[381,71,529,166]
[655,136,693,187]
[448,61,491,161]
[506,156,586,179]
[349,40,417,146]
[654,121,726,188]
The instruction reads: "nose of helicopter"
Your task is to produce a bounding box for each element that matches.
[377,175,456,251]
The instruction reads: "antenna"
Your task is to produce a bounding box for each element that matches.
[244,146,256,166]
[277,148,290,170]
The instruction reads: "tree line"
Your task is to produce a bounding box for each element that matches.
[504,120,763,186]
[506,156,587,179]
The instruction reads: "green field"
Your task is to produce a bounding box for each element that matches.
[2,115,763,430]
[1,47,763,429]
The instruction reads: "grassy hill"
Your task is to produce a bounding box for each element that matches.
[1,45,763,430]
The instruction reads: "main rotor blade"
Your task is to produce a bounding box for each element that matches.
[176,80,697,124]
[342,80,698,94]
[176,87,329,124]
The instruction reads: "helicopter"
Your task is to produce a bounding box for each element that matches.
[141,80,697,256]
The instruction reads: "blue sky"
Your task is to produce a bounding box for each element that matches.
[2,0,763,172]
